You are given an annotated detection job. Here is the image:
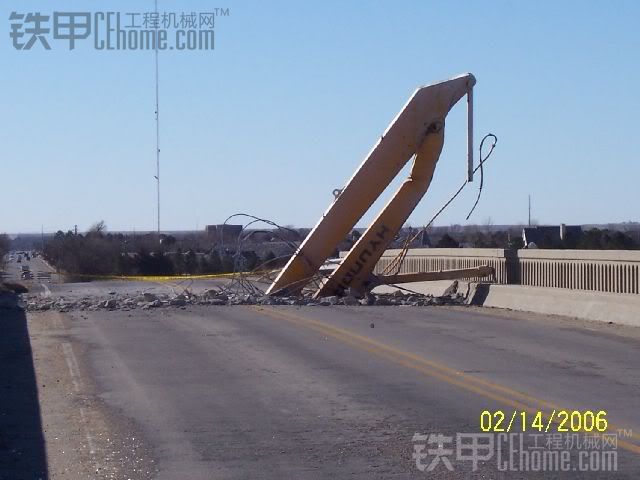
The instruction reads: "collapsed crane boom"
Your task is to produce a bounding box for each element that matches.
[266,73,478,297]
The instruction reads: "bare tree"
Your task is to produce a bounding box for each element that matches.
[89,220,107,234]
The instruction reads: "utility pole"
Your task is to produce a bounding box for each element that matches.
[154,0,161,243]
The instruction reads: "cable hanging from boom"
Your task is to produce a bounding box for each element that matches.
[466,133,497,220]
[381,132,498,276]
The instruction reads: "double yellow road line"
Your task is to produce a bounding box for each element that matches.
[253,306,640,455]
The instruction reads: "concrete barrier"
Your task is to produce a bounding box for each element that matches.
[471,284,640,327]
[374,279,640,327]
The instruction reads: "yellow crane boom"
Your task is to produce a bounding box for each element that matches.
[267,73,479,297]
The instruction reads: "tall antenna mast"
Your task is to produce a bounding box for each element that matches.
[154,0,161,241]
[528,194,531,226]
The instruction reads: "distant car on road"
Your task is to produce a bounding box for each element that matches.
[21,271,34,280]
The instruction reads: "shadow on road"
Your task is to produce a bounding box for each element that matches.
[0,299,48,479]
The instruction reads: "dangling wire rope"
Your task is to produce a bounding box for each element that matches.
[381,133,498,276]
[465,133,497,220]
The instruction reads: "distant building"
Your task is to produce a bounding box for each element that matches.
[205,224,243,244]
[522,224,582,248]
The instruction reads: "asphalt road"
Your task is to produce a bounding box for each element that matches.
[48,301,640,478]
[3,255,639,478]
[1,253,58,294]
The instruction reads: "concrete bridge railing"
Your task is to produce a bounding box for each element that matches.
[374,248,640,295]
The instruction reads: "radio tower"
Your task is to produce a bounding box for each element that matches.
[154,0,161,242]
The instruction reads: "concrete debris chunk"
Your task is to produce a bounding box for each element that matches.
[374,297,392,306]
[442,280,459,297]
[342,295,359,306]
[170,295,187,307]
[318,296,339,306]
[208,299,227,306]
[103,299,117,309]
[141,292,158,302]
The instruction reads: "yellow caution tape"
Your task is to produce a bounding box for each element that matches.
[58,270,276,282]
[110,272,241,282]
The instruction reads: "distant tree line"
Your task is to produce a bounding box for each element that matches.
[43,223,284,278]
[426,227,638,250]
[567,228,638,250]
[428,230,524,250]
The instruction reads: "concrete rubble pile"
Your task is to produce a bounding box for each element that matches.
[18,288,467,313]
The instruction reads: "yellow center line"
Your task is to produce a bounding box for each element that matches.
[251,306,640,454]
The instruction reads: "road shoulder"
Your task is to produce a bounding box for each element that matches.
[26,311,156,479]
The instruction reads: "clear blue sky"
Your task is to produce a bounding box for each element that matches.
[1,0,639,234]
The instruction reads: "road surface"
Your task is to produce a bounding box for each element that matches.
[2,258,639,478]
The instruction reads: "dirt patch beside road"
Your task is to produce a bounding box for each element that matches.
[10,311,156,479]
